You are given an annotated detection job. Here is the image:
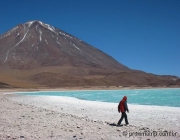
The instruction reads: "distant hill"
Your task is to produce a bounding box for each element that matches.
[0,82,11,88]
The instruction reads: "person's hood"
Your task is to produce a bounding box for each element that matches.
[122,96,127,101]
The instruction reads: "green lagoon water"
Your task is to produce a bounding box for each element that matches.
[18,88,180,107]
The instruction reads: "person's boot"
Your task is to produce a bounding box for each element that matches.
[125,123,129,126]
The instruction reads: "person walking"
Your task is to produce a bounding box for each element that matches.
[117,96,129,126]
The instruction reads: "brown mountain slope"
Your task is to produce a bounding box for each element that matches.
[102,71,179,87]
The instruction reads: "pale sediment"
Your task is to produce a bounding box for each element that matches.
[0,90,180,140]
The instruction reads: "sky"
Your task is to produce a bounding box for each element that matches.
[0,0,180,77]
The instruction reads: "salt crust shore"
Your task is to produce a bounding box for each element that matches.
[0,89,180,140]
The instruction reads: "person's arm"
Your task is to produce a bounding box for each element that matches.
[124,101,129,113]
[118,102,120,113]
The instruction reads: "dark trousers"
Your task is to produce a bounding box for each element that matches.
[118,112,128,125]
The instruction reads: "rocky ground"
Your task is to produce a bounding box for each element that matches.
[0,90,180,140]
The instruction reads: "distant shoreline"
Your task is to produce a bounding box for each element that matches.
[1,85,180,93]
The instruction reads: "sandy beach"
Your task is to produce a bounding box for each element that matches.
[0,89,180,140]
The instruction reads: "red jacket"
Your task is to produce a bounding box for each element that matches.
[118,96,128,113]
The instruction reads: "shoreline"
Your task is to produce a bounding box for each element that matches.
[9,94,180,128]
[1,85,180,92]
[6,88,180,108]
[1,89,180,140]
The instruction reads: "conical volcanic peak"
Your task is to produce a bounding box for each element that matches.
[0,20,129,71]
[0,20,179,88]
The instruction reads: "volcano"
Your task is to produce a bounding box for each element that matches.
[0,20,179,88]
[0,20,128,70]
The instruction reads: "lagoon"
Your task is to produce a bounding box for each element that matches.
[18,88,180,107]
